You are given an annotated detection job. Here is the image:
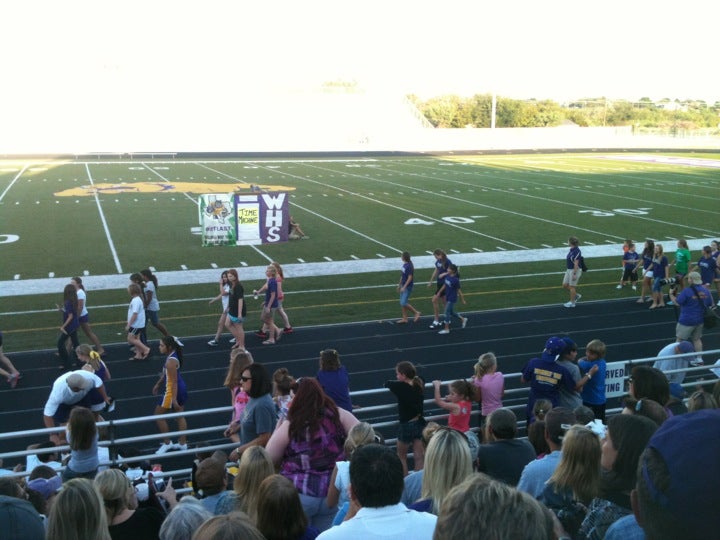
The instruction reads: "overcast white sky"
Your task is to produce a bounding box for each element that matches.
[1,0,718,103]
[0,0,717,152]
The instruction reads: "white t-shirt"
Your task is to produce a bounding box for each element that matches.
[145,281,160,311]
[43,370,103,417]
[127,296,146,328]
[77,288,89,317]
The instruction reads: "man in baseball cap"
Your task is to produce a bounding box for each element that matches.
[633,409,720,539]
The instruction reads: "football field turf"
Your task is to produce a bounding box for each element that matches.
[1,151,719,351]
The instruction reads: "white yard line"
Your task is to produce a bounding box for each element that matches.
[2,238,717,298]
[303,162,529,249]
[0,163,29,203]
[86,164,123,274]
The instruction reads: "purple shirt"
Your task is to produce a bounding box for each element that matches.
[317,366,353,412]
[265,278,279,308]
[566,247,581,270]
[62,299,80,333]
[676,285,713,326]
[279,409,346,498]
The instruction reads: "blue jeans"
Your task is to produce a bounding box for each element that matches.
[299,492,336,533]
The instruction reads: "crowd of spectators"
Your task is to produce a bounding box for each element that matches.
[2,329,720,540]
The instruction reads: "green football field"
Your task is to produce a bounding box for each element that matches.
[1,151,719,351]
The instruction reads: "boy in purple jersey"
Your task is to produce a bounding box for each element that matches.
[691,246,718,295]
[563,236,583,308]
[434,264,467,334]
[617,241,640,290]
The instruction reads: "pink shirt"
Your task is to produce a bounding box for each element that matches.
[448,400,472,432]
[473,372,504,416]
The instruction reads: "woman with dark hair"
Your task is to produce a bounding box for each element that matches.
[139,268,171,338]
[628,365,670,411]
[578,414,658,540]
[428,248,452,328]
[397,251,421,323]
[153,336,188,453]
[635,239,655,304]
[385,361,426,475]
[71,277,105,356]
[266,377,359,532]
[256,474,319,540]
[316,348,352,412]
[57,283,80,370]
[228,363,276,462]
[224,269,246,351]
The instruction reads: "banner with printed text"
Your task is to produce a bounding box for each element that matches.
[200,194,236,246]
[200,192,288,246]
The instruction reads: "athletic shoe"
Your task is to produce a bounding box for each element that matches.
[283,327,294,334]
[575,294,582,302]
[207,339,219,347]
[632,285,637,290]
[157,442,175,454]
[616,284,623,289]
[429,321,441,329]
[690,358,704,367]
[7,373,20,389]
[256,331,268,340]
[174,443,188,452]
[461,317,468,329]
[438,329,450,334]
[229,338,236,344]
[666,301,674,306]
[563,302,576,308]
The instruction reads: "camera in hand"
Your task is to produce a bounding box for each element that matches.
[659,277,677,287]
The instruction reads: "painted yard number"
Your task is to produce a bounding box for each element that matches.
[405,216,486,225]
[578,208,651,217]
[405,208,649,225]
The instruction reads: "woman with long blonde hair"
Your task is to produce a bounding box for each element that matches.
[230,446,275,518]
[539,425,601,536]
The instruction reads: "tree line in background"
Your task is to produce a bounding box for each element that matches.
[408,94,720,130]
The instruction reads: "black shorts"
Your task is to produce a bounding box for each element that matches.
[435,283,447,297]
[621,268,638,282]
[397,418,427,443]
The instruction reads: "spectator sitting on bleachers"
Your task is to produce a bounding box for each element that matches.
[539,425,601,537]
[158,496,212,540]
[628,365,674,416]
[95,468,166,540]
[578,414,658,540]
[223,445,275,517]
[26,441,63,472]
[433,473,555,540]
[0,494,45,540]
[621,398,668,426]
[400,422,440,507]
[630,409,720,540]
[193,451,237,515]
[517,407,577,498]
[256,474,320,540]
[266,377,359,532]
[47,478,111,540]
[686,389,718,411]
[476,408,536,486]
[317,444,437,540]
[26,466,62,517]
[408,427,472,515]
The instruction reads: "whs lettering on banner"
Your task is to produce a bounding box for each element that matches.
[262,193,286,243]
